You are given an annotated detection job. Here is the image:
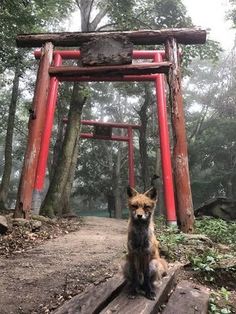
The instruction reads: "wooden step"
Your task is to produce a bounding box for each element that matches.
[53,274,126,314]
[100,264,180,314]
[162,280,210,314]
[53,264,181,314]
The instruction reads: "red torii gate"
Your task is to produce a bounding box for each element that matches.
[15,29,206,232]
[65,119,140,189]
[32,49,176,224]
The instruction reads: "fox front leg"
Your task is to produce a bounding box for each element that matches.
[128,264,140,298]
[143,257,156,300]
[123,259,139,298]
[143,270,156,300]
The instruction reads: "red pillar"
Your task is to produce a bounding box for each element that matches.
[128,127,135,188]
[32,53,62,214]
[154,53,177,225]
[14,42,53,218]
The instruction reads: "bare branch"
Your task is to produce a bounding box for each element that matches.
[96,23,117,31]
[90,5,108,31]
[75,0,81,10]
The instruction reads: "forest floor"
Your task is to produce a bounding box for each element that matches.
[0,215,127,314]
[0,214,235,314]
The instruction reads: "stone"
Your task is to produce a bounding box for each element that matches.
[0,215,8,234]
[30,220,42,232]
[12,218,30,227]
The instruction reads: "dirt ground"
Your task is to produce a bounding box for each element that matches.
[0,216,127,314]
[1,215,235,313]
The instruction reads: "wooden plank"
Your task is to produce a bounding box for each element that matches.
[162,280,209,314]
[48,62,171,78]
[53,274,126,314]
[80,36,133,66]
[100,264,181,314]
[16,28,207,48]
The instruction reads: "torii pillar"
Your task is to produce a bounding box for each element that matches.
[165,38,195,233]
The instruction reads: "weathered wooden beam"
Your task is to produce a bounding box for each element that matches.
[100,264,180,314]
[162,280,209,314]
[48,62,172,78]
[53,274,126,314]
[165,38,195,233]
[16,28,207,48]
[53,264,181,314]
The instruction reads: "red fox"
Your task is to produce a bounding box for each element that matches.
[123,186,168,300]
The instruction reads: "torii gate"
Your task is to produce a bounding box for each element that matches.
[15,28,206,232]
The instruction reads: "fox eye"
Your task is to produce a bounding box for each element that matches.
[144,205,151,210]
[131,204,138,209]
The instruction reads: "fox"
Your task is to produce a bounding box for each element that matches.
[123,186,168,300]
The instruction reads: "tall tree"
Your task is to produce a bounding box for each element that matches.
[0,0,75,211]
[185,53,236,206]
[0,52,22,210]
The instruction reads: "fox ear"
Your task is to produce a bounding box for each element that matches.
[127,186,138,198]
[144,187,157,200]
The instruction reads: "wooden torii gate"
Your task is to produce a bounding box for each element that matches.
[15,28,206,233]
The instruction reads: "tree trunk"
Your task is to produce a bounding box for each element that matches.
[155,147,165,216]
[40,84,86,217]
[138,84,152,190]
[61,129,81,215]
[107,192,115,218]
[0,52,22,210]
[49,100,66,180]
[114,143,122,219]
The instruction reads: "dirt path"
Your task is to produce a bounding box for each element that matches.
[0,217,127,314]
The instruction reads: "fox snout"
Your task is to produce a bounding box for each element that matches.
[133,208,150,220]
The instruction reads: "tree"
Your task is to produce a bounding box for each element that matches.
[185,52,236,206]
[227,0,236,27]
[0,52,22,210]
[0,0,76,211]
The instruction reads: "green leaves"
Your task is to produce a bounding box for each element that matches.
[0,0,75,70]
[195,218,236,246]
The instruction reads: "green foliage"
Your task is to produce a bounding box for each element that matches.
[105,0,221,68]
[195,218,236,246]
[209,288,232,314]
[182,40,222,72]
[0,0,75,70]
[157,224,186,259]
[106,0,192,29]
[226,0,236,27]
[189,248,220,273]
[186,54,236,205]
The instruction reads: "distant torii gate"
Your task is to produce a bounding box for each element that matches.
[14,28,207,232]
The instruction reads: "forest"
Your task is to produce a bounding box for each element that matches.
[0,0,236,219]
[1,1,236,313]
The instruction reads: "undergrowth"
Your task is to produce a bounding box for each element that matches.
[195,218,236,247]
[155,216,236,313]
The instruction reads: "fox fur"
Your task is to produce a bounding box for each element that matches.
[123,186,168,300]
